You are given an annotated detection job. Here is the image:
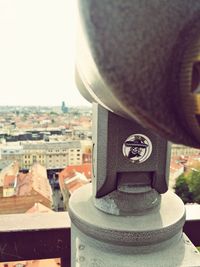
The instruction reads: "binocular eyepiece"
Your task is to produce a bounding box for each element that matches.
[76,0,200,148]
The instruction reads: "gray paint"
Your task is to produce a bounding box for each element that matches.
[76,0,200,147]
[69,184,200,266]
[69,184,185,246]
[72,2,200,265]
[92,104,170,201]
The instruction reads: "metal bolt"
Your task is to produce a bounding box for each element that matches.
[79,244,85,250]
[79,256,85,262]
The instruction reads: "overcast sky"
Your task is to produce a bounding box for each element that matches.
[0,0,90,107]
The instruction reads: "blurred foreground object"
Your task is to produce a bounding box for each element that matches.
[76,0,200,148]
[70,1,200,266]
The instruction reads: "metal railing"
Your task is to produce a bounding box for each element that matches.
[0,210,199,267]
[0,212,70,267]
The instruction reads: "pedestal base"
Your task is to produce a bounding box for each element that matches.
[69,184,200,266]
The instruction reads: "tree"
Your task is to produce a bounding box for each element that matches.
[188,170,200,204]
[174,174,193,204]
[50,111,58,115]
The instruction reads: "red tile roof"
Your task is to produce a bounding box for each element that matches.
[61,163,92,179]
[16,172,32,196]
[16,163,52,201]
[185,155,200,166]
[59,163,91,193]
[170,160,184,174]
[26,203,54,213]
[0,258,60,267]
[65,179,88,194]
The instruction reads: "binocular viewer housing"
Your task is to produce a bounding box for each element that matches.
[70,4,200,265]
[76,0,200,148]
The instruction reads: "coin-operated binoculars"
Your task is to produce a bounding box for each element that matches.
[69,1,200,266]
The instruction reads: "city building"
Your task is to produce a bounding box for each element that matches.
[169,159,184,190]
[59,163,91,210]
[0,163,52,214]
[169,144,200,190]
[0,259,61,267]
[171,144,200,157]
[0,161,19,197]
[183,155,200,175]
[61,101,68,113]
[26,202,54,213]
[81,139,92,163]
[3,174,17,197]
[0,145,23,168]
[0,140,82,170]
[169,153,200,191]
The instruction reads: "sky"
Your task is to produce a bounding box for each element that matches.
[0,0,90,107]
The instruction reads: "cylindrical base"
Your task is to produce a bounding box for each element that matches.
[69,184,200,266]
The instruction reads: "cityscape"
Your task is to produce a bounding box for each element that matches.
[0,103,200,266]
[0,103,92,267]
[1,0,200,265]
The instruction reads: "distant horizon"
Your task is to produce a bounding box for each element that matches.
[0,103,91,108]
[0,0,90,107]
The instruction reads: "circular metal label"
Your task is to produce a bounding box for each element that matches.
[122,134,152,163]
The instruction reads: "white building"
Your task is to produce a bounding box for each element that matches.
[171,144,200,157]
[0,141,82,170]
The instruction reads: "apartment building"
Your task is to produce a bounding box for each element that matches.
[80,139,92,163]
[59,163,91,210]
[0,145,23,167]
[169,159,184,190]
[0,161,19,197]
[171,144,200,157]
[23,143,46,169]
[45,141,82,168]
[0,140,82,170]
[0,258,60,267]
[3,174,17,197]
[0,163,52,214]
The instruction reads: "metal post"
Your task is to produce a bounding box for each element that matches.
[69,104,200,266]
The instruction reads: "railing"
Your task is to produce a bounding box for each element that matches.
[184,205,200,247]
[184,219,200,247]
[0,212,70,267]
[0,210,199,267]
